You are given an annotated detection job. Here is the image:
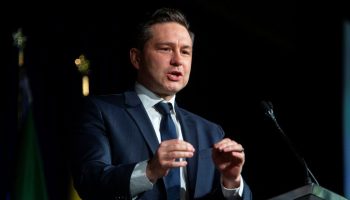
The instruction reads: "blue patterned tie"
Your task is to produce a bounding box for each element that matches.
[155,102,180,200]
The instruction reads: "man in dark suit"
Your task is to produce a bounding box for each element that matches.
[71,7,252,200]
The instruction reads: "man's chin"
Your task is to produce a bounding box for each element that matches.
[166,86,183,94]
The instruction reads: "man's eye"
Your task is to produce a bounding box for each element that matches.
[160,48,171,52]
[182,50,191,55]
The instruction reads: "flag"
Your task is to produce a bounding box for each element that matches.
[68,54,90,200]
[13,28,49,200]
[68,54,91,200]
[68,178,81,200]
[14,107,49,200]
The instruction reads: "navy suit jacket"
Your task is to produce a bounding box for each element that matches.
[71,90,252,200]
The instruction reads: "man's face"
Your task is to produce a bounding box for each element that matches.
[132,22,193,100]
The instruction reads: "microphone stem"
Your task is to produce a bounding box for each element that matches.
[271,115,319,185]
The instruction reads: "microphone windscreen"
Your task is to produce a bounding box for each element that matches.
[261,100,273,116]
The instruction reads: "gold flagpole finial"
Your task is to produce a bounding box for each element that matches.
[13,28,27,67]
[75,54,90,96]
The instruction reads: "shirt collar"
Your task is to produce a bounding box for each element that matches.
[134,82,176,110]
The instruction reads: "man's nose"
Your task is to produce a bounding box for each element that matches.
[170,50,183,66]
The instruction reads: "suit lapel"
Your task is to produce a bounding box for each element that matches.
[124,91,159,154]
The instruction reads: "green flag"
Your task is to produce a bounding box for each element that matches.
[15,109,48,200]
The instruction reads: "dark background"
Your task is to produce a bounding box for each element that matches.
[3,1,349,199]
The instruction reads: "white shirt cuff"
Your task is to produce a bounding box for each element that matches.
[130,160,154,198]
[221,175,244,199]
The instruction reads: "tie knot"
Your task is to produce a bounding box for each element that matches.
[155,102,173,115]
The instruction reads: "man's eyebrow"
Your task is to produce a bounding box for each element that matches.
[156,42,192,48]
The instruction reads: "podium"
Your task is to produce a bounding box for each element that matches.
[268,184,348,200]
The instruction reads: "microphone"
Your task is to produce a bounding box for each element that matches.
[260,100,319,185]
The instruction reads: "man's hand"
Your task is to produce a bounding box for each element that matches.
[146,139,195,182]
[212,138,245,189]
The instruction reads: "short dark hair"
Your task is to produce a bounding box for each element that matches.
[134,7,195,50]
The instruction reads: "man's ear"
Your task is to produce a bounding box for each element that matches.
[130,48,141,70]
